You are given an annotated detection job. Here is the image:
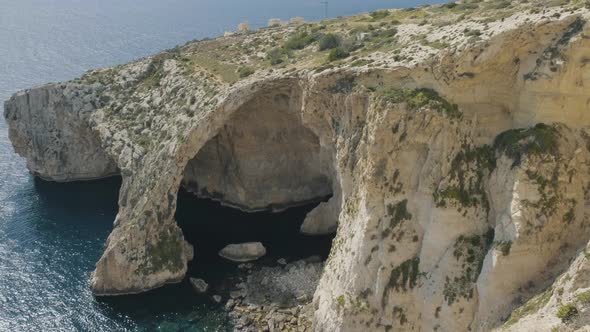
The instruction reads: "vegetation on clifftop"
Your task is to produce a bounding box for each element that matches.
[78,0,590,91]
[494,123,560,166]
[556,303,578,322]
[377,88,462,119]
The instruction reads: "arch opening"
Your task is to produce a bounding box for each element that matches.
[173,84,339,321]
[181,85,334,212]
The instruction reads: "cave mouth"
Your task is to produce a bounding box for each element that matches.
[174,86,339,300]
[181,86,334,213]
[175,187,335,286]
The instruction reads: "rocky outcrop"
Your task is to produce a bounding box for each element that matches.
[497,241,590,331]
[3,83,118,181]
[219,242,267,262]
[300,197,340,235]
[4,1,590,331]
[226,258,323,331]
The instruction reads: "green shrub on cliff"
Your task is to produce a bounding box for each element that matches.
[443,229,494,305]
[463,28,482,37]
[576,289,590,304]
[490,0,511,9]
[328,47,350,62]
[494,123,559,166]
[370,10,390,20]
[386,199,412,229]
[138,229,184,275]
[382,257,420,306]
[378,88,461,119]
[267,48,290,65]
[378,28,398,38]
[456,3,479,10]
[434,144,495,210]
[318,33,342,51]
[556,303,578,322]
[496,241,512,256]
[142,53,169,88]
[336,295,346,307]
[237,66,255,78]
[283,31,318,50]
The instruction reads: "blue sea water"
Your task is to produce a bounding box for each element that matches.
[0,0,446,330]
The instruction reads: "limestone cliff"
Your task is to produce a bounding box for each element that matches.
[4,0,590,330]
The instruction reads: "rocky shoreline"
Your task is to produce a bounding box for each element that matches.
[227,297,314,332]
[204,257,323,331]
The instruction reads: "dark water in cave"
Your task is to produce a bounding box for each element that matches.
[176,188,334,289]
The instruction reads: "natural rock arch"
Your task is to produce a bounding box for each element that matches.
[88,77,346,296]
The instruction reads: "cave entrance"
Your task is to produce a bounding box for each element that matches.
[176,85,337,292]
[181,86,333,212]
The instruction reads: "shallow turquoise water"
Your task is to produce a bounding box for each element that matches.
[0,0,446,330]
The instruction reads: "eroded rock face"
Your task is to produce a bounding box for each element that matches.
[4,4,590,332]
[497,240,590,332]
[182,87,333,212]
[300,197,339,235]
[3,83,118,181]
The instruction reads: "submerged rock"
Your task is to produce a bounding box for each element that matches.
[219,242,267,262]
[189,278,209,294]
[212,295,222,303]
[238,263,254,270]
[225,299,235,310]
[230,289,245,299]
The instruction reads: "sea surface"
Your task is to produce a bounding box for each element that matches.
[0,0,445,330]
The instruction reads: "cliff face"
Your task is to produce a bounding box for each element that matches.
[4,84,118,181]
[4,1,590,330]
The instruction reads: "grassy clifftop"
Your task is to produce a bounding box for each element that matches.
[81,0,589,88]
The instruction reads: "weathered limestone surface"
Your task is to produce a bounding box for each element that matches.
[3,83,118,181]
[300,197,340,235]
[182,85,333,212]
[219,242,267,262]
[227,257,323,331]
[4,3,590,331]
